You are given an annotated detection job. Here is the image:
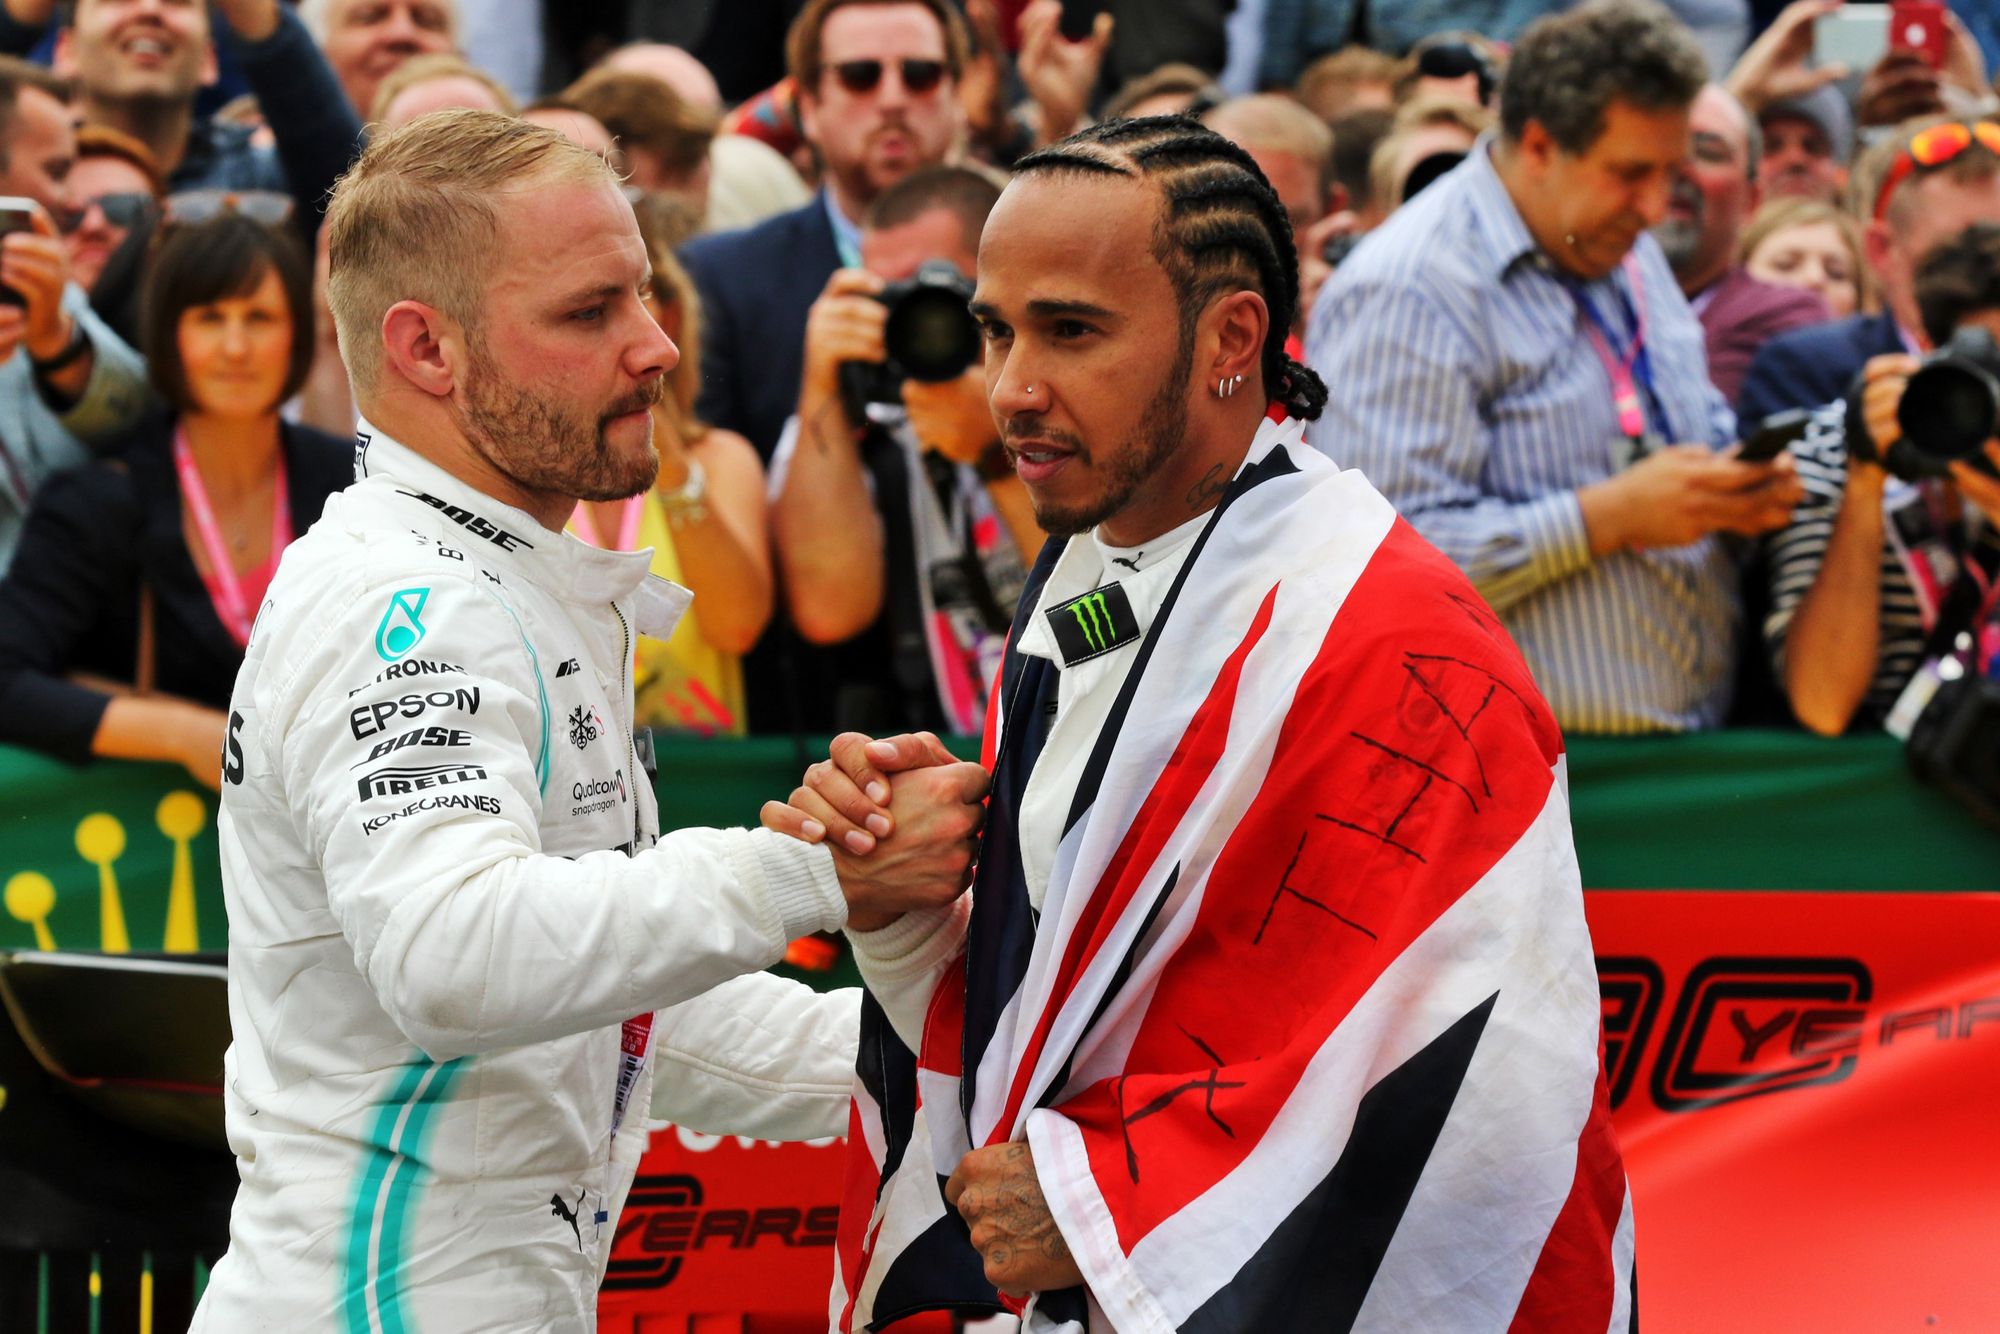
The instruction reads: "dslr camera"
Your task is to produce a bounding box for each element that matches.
[1848,324,2000,481]
[839,260,982,413]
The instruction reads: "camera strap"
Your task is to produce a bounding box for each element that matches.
[1882,480,1961,630]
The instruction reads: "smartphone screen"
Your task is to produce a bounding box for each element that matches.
[0,196,40,309]
[1815,4,1890,69]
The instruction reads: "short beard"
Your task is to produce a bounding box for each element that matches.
[454,333,664,505]
[1030,322,1195,537]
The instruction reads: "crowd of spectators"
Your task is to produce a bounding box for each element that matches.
[2,0,1999,791]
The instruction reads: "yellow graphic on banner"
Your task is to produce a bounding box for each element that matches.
[3,791,209,953]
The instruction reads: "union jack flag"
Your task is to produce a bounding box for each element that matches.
[833,419,1634,1332]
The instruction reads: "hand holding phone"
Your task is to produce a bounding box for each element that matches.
[0,195,41,309]
[1737,408,1816,462]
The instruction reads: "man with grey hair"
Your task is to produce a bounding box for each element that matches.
[191,109,988,1333]
[298,0,457,119]
[1308,0,1803,734]
[1652,82,1829,402]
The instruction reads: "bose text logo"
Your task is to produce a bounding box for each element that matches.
[357,726,473,763]
[357,763,488,801]
[398,490,534,550]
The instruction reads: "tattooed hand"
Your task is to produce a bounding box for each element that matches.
[944,1141,1085,1296]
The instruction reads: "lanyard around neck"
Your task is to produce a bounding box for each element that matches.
[1570,256,1658,444]
[174,425,290,648]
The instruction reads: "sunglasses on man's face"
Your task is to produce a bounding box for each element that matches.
[163,189,296,228]
[62,192,155,232]
[829,58,947,96]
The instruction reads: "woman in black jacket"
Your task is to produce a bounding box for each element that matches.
[0,212,349,787]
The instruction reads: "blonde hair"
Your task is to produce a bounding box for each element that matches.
[325,109,615,396]
[1368,96,1492,212]
[631,193,708,443]
[1739,196,1873,311]
[368,53,519,124]
[1202,93,1335,199]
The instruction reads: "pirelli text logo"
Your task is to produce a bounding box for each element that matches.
[357,762,488,802]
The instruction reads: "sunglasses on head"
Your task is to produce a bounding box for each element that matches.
[60,191,155,232]
[1873,121,2000,220]
[163,189,295,228]
[829,57,947,96]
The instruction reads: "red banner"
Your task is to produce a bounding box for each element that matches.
[602,890,2000,1331]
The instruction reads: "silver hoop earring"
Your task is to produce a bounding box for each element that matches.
[1215,373,1244,400]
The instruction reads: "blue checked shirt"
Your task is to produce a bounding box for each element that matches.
[1305,141,1740,734]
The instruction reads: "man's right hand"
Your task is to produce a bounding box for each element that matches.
[762,732,983,931]
[802,268,888,396]
[1580,444,1804,553]
[1856,352,1919,467]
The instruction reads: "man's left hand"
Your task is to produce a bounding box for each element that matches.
[945,1141,1084,1297]
[903,365,998,466]
[0,206,76,365]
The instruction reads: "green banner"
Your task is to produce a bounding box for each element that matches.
[3,731,1997,958]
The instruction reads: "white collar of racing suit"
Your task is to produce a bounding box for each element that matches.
[351,418,692,640]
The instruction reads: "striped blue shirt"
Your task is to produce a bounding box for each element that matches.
[1305,141,1740,734]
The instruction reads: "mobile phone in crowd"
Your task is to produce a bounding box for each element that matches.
[1738,408,1815,463]
[1815,3,1890,70]
[0,195,41,308]
[1891,0,1950,68]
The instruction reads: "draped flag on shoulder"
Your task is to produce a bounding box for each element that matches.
[832,417,1634,1333]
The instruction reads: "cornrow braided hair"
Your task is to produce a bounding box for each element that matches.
[1014,116,1330,422]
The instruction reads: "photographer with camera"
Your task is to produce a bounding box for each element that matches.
[772,165,1039,736]
[1765,222,2000,735]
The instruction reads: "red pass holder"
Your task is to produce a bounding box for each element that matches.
[611,1011,656,1136]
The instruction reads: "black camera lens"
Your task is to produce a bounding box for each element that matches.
[881,260,981,384]
[886,285,981,382]
[1898,360,2000,465]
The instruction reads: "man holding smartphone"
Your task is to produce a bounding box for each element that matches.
[0,56,148,573]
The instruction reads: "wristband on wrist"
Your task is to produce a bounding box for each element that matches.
[659,454,709,526]
[30,319,90,376]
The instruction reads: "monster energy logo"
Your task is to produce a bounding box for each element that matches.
[1048,582,1138,665]
[1070,590,1116,652]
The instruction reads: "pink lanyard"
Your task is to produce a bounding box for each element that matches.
[1574,256,1652,443]
[574,494,645,551]
[173,427,291,648]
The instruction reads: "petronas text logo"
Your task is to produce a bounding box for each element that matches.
[1070,590,1114,653]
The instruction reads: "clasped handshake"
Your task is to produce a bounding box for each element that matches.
[762,731,990,931]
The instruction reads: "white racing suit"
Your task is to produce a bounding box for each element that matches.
[192,428,858,1333]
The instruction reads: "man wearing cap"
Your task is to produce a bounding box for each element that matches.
[1757,89,1852,206]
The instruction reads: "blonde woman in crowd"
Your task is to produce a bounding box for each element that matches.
[1742,196,1871,318]
[566,203,772,735]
